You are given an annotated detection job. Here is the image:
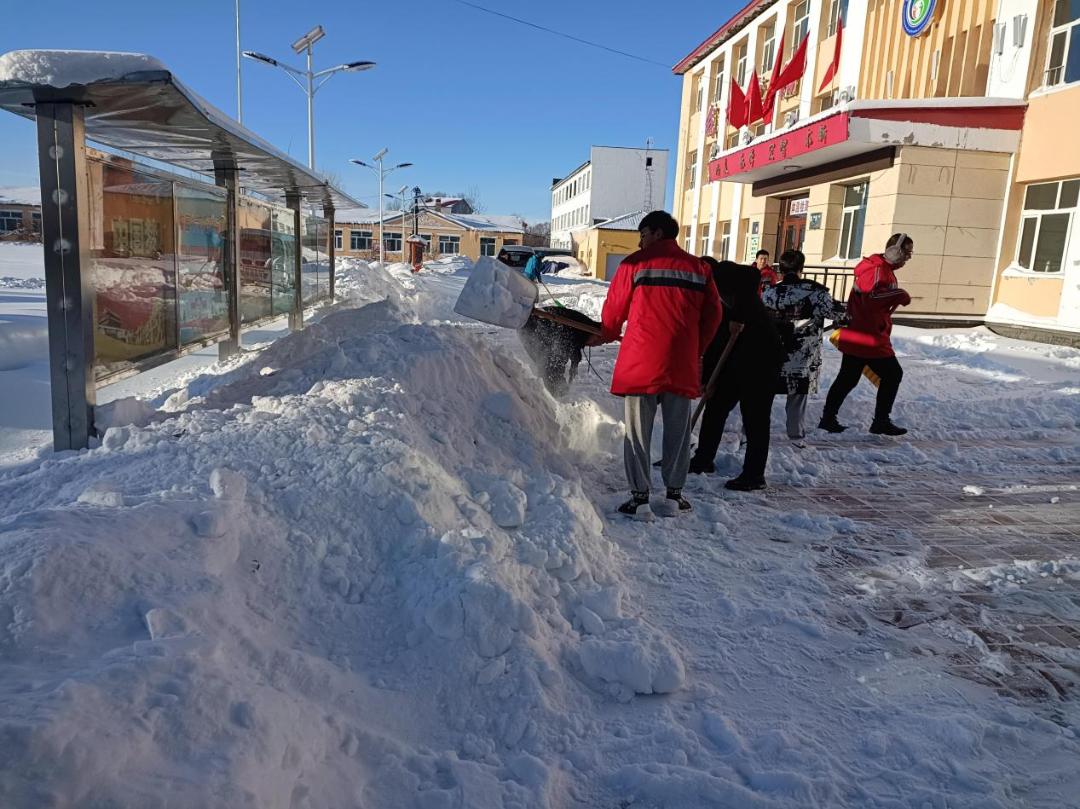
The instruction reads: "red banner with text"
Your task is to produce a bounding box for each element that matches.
[708,113,850,182]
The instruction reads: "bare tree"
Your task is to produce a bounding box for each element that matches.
[461,184,485,213]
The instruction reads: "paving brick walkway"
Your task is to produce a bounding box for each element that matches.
[767,437,1080,714]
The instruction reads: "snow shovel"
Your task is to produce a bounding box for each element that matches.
[454,256,602,336]
[690,322,745,430]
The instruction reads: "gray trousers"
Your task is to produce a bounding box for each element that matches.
[623,393,692,494]
[786,393,808,439]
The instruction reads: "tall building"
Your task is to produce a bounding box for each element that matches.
[549,146,669,252]
[673,0,1078,339]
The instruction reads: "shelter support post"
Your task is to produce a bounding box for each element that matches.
[287,190,303,331]
[217,167,242,359]
[326,205,335,300]
[36,101,95,451]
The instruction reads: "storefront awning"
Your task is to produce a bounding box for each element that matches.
[708,99,1027,193]
[0,50,364,211]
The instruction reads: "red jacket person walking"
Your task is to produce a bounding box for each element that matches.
[591,211,722,519]
[820,233,914,436]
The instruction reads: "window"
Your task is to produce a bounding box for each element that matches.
[31,212,41,234]
[761,22,776,73]
[334,229,342,250]
[438,235,461,254]
[350,230,372,251]
[793,0,811,46]
[719,222,731,260]
[827,0,848,37]
[0,210,21,232]
[480,237,496,256]
[384,232,403,252]
[714,57,726,102]
[1047,0,1080,87]
[700,223,711,255]
[735,44,748,86]
[1017,180,1078,272]
[838,181,868,260]
[688,150,698,190]
[694,72,705,111]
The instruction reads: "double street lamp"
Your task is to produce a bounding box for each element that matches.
[244,25,375,170]
[351,151,413,265]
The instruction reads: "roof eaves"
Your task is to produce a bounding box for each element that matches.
[672,0,773,75]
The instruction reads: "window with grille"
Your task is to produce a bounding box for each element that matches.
[1047,0,1080,87]
[719,222,731,260]
[761,22,776,72]
[334,229,342,250]
[793,0,811,45]
[1016,179,1078,273]
[838,181,868,260]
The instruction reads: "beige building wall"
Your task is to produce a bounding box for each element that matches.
[334,215,522,263]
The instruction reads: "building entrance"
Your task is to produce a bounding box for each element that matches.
[777,194,809,255]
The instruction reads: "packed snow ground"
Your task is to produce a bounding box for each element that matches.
[1,250,1079,808]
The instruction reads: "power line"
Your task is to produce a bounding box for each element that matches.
[448,0,671,69]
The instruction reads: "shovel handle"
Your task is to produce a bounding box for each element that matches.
[531,308,603,336]
[690,322,744,431]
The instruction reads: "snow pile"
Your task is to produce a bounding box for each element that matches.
[0,263,683,807]
[0,319,47,372]
[0,50,167,87]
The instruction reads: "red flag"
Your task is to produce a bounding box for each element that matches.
[818,19,843,92]
[774,34,809,94]
[745,70,764,125]
[727,75,747,129]
[762,31,786,122]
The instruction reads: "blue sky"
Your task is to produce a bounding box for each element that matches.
[0,0,732,222]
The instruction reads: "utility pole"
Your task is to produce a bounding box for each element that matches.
[235,0,243,124]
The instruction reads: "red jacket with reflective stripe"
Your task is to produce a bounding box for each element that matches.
[837,254,912,359]
[600,239,723,397]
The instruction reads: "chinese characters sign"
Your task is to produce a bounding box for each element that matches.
[707,113,850,182]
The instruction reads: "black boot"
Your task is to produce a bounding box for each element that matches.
[655,488,692,517]
[617,491,654,521]
[870,419,907,436]
[687,456,715,474]
[818,414,846,433]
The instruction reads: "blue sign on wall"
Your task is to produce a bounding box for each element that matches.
[902,0,940,37]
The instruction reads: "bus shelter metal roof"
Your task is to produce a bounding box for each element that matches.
[0,50,364,211]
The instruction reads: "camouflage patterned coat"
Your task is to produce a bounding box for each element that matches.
[762,277,844,395]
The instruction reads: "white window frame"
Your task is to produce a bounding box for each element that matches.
[761,22,777,73]
[714,57,726,102]
[719,222,731,260]
[694,71,705,111]
[837,181,869,261]
[735,46,748,87]
[334,229,342,250]
[700,223,711,255]
[350,230,372,251]
[0,210,22,232]
[480,237,497,257]
[1015,180,1078,273]
[793,0,811,45]
[688,150,698,190]
[827,0,848,37]
[1046,0,1080,88]
[384,231,403,252]
[438,234,461,254]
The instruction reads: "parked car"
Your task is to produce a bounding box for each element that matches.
[496,245,579,275]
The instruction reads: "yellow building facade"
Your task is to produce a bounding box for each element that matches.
[579,211,647,281]
[334,208,524,263]
[674,0,1079,338]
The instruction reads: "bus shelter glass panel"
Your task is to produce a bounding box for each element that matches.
[176,183,229,344]
[272,207,297,315]
[317,217,331,298]
[302,214,323,304]
[238,198,272,323]
[88,159,177,380]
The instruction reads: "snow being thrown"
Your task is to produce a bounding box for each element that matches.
[0,257,1078,808]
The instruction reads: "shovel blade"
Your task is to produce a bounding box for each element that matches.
[453,256,538,329]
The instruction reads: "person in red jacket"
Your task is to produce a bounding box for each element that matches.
[589,211,723,520]
[819,233,914,436]
[755,249,778,294]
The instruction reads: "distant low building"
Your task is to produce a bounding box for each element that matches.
[0,186,41,239]
[424,196,473,215]
[334,208,525,262]
[579,211,647,281]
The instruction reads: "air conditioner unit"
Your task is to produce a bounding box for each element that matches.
[741,127,754,145]
[993,22,1006,55]
[783,109,799,128]
[1013,14,1028,48]
[838,86,855,103]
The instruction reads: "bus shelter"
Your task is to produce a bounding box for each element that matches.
[0,50,364,451]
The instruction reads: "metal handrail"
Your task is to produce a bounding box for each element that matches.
[796,264,856,301]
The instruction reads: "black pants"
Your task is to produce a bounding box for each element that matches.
[823,353,904,422]
[694,382,775,482]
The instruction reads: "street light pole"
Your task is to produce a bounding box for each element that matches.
[235,0,243,124]
[244,26,375,170]
[350,152,413,266]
